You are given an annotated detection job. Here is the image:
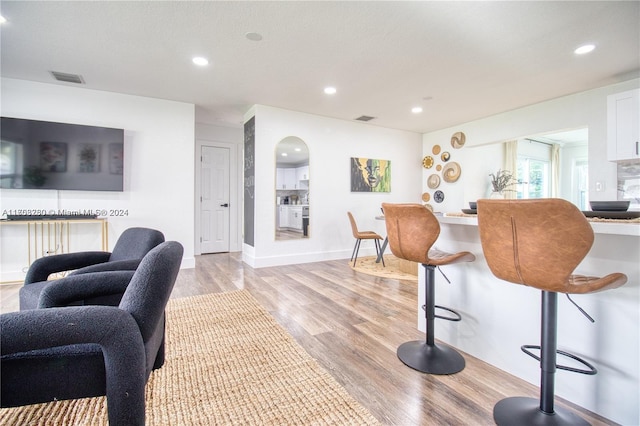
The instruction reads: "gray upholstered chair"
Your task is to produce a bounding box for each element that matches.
[20,227,164,310]
[477,199,627,425]
[1,241,183,426]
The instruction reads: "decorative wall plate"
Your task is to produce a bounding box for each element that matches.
[441,151,450,162]
[451,132,466,149]
[423,203,434,212]
[421,192,431,202]
[434,190,445,203]
[432,145,441,155]
[422,156,434,168]
[442,161,461,183]
[436,164,442,171]
[427,174,440,189]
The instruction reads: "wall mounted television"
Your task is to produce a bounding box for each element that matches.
[1,117,124,191]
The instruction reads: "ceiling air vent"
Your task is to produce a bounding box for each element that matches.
[50,71,85,84]
[354,115,376,122]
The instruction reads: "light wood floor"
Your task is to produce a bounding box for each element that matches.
[1,253,616,425]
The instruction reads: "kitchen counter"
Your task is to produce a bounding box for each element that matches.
[416,212,639,425]
[440,211,640,236]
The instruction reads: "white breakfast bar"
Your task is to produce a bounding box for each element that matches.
[417,214,639,425]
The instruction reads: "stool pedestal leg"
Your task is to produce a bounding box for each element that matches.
[493,291,589,425]
[397,264,465,375]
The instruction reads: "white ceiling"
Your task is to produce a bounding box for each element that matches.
[1,1,638,134]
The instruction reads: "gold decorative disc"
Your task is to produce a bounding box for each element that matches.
[422,156,434,169]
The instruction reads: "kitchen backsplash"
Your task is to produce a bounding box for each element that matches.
[618,159,640,209]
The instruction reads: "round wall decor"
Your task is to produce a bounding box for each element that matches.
[422,156,434,168]
[434,190,445,203]
[421,192,431,202]
[441,151,450,162]
[432,145,441,155]
[451,132,466,149]
[427,174,440,189]
[442,161,461,183]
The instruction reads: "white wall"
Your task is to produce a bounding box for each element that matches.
[243,105,423,267]
[423,79,640,213]
[1,78,196,281]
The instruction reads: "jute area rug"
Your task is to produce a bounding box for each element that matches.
[350,255,418,282]
[0,290,379,425]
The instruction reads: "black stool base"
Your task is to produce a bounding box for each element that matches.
[494,397,590,426]
[397,340,465,375]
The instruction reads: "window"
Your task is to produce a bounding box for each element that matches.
[517,157,550,199]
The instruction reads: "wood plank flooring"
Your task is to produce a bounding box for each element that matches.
[1,253,616,425]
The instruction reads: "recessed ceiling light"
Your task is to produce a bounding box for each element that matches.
[412,107,423,114]
[245,32,263,41]
[192,57,209,66]
[324,87,337,95]
[281,153,288,157]
[0,15,7,24]
[574,44,595,55]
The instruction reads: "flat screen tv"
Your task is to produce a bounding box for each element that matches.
[1,117,124,191]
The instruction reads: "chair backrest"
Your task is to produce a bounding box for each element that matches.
[347,212,360,238]
[477,199,594,292]
[119,241,183,369]
[110,227,165,262]
[381,203,440,264]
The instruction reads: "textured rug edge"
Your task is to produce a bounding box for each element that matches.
[0,290,381,426]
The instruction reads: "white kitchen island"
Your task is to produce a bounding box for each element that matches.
[415,214,639,425]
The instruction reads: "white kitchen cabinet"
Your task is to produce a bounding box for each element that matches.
[296,165,309,181]
[296,165,309,190]
[607,89,639,161]
[276,168,298,189]
[278,205,289,228]
[288,206,303,231]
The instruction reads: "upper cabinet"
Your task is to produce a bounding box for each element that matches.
[607,89,639,161]
[276,165,309,190]
[276,168,298,189]
[296,165,309,182]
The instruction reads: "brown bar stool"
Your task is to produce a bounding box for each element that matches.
[477,199,628,425]
[382,203,475,374]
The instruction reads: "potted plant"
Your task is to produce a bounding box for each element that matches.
[489,169,516,198]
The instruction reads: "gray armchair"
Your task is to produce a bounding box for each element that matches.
[1,241,183,426]
[20,227,164,310]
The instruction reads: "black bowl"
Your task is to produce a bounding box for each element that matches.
[589,201,630,212]
[468,202,477,210]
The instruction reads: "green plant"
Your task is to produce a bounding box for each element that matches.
[489,169,516,193]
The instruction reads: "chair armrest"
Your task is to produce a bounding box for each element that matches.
[70,259,142,275]
[38,271,136,308]
[24,252,112,284]
[1,307,146,425]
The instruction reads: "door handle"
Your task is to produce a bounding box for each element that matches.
[220,203,229,207]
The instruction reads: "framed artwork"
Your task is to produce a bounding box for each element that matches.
[109,143,124,175]
[351,157,391,192]
[40,141,67,172]
[78,143,101,173]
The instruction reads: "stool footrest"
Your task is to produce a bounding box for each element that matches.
[421,304,462,322]
[521,345,597,375]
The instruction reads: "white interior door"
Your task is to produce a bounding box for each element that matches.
[200,146,230,253]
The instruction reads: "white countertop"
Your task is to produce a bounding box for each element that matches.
[439,212,640,236]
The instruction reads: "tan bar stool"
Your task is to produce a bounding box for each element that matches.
[382,203,475,374]
[477,199,628,425]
